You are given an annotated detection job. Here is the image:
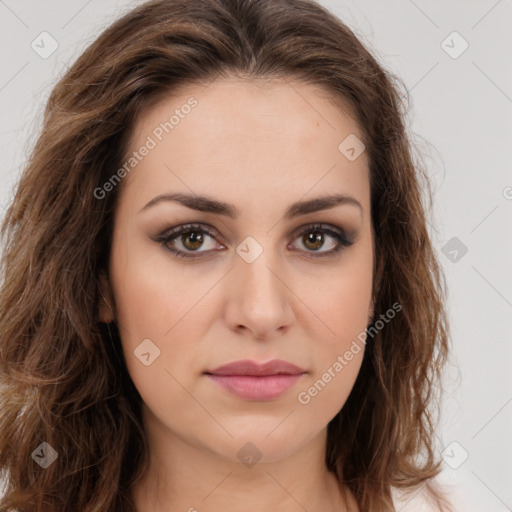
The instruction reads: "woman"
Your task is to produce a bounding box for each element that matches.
[0,0,453,510]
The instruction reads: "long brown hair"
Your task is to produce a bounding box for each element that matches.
[0,0,451,510]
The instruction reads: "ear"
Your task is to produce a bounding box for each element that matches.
[98,270,115,323]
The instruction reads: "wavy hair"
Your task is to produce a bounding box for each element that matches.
[0,0,451,510]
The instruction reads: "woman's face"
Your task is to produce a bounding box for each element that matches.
[99,77,374,463]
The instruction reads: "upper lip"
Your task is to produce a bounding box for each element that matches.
[205,359,306,376]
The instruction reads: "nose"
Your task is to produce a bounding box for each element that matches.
[223,248,295,341]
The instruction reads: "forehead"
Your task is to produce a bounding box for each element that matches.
[120,76,370,215]
[130,76,363,147]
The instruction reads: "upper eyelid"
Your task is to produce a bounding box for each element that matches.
[159,221,347,239]
[156,222,352,254]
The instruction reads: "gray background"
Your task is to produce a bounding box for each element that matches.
[1,1,511,510]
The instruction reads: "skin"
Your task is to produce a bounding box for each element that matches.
[99,76,376,512]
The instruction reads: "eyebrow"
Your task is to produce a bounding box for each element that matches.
[139,192,363,219]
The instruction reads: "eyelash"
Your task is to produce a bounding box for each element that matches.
[154,222,355,260]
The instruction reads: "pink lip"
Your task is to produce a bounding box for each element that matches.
[204,359,306,401]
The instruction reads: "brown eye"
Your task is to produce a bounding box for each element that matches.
[302,232,325,251]
[155,222,354,260]
[181,230,205,251]
[155,224,223,259]
[290,223,355,258]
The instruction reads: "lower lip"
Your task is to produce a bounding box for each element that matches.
[205,373,304,400]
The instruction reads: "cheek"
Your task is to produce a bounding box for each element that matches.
[294,240,372,412]
[295,348,363,425]
[107,237,204,391]
[109,234,205,343]
[109,247,207,421]
[322,275,371,336]
[293,282,369,423]
[301,236,373,348]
